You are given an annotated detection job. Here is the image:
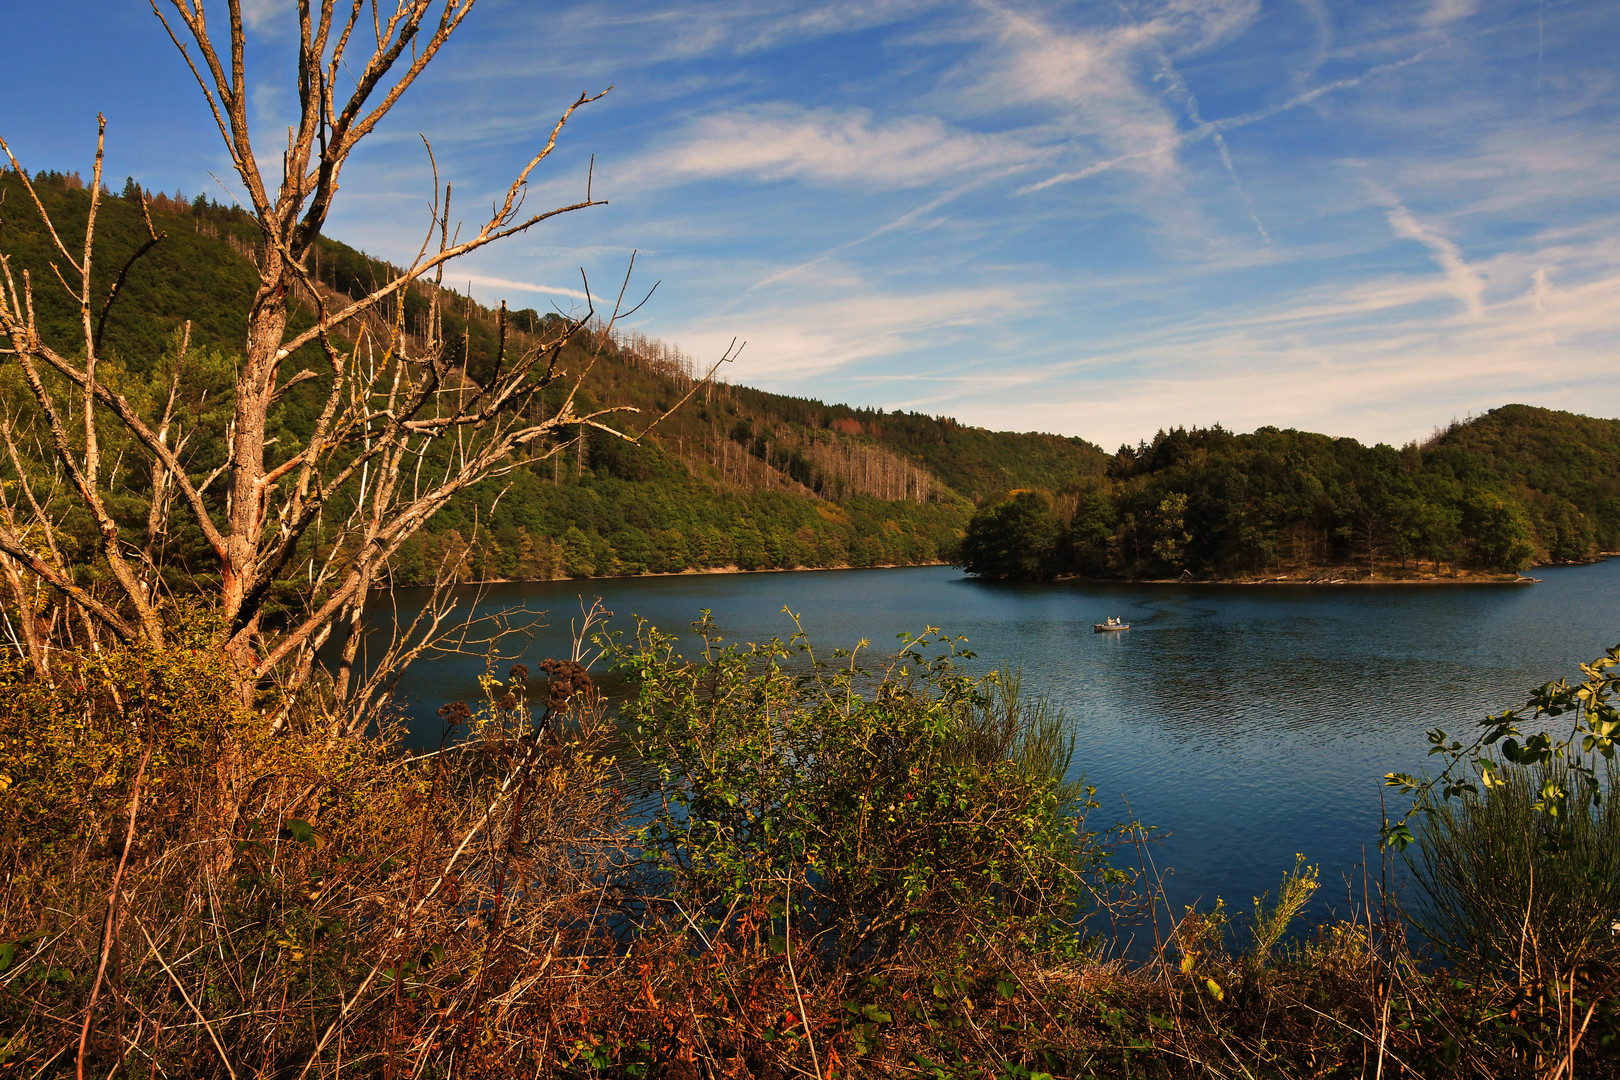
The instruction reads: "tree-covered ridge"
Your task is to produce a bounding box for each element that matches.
[0,170,264,370]
[12,170,1614,587]
[1424,404,1620,550]
[2,168,1110,583]
[958,408,1620,581]
[0,169,578,384]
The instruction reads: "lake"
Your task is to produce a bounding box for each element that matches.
[362,559,1620,931]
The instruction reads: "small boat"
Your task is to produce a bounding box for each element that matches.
[1094,617,1129,633]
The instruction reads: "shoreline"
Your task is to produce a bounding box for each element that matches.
[383,554,1618,592]
[1158,555,1611,586]
[395,560,951,590]
[1059,568,1549,586]
[383,558,1598,591]
[1129,575,1539,586]
[588,559,950,581]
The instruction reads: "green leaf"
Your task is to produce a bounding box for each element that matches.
[1380,822,1416,852]
[281,818,324,849]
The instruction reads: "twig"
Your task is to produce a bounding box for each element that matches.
[77,745,152,1080]
[1545,971,1619,1080]
[782,878,822,1080]
[25,1045,70,1080]
[1373,986,1392,1080]
[133,914,239,1080]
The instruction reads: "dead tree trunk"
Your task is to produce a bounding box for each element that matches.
[0,0,734,723]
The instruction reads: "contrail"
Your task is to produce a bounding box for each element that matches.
[1211,133,1271,244]
[462,273,600,304]
[1019,51,1429,196]
[1145,34,1272,245]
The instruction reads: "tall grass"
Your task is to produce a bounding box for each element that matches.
[1409,756,1620,982]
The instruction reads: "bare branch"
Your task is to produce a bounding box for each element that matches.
[95,188,167,354]
[0,524,138,642]
[0,136,84,275]
[635,338,742,443]
[0,1,709,723]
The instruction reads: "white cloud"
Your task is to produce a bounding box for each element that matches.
[1423,0,1479,28]
[304,0,1620,449]
[748,171,1020,290]
[966,300,1620,449]
[950,227,1620,448]
[1291,0,1334,84]
[726,0,944,53]
[1018,50,1429,195]
[641,105,1037,189]
[238,0,291,34]
[1377,193,1485,318]
[468,0,946,78]
[669,283,1034,382]
[974,4,1180,173]
[1392,126,1620,221]
[963,0,1262,176]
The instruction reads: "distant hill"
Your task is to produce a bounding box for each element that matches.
[1423,405,1620,548]
[957,407,1620,581]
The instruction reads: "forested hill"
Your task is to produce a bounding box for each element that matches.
[1424,404,1620,519]
[0,168,1106,582]
[958,407,1620,582]
[10,169,1612,587]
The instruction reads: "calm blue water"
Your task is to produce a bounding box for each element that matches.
[360,560,1620,926]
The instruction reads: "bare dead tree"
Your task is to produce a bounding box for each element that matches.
[0,0,734,719]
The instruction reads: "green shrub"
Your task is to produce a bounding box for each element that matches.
[618,614,1130,963]
[1387,644,1620,985]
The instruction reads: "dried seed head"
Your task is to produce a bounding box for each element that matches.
[538,658,592,710]
[437,700,472,726]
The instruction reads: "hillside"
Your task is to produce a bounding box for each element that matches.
[0,168,1109,583]
[9,169,1614,589]
[1424,405,1620,548]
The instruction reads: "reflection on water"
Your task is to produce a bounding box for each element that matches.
[356,560,1620,924]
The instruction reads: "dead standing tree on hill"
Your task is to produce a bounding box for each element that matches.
[0,0,726,723]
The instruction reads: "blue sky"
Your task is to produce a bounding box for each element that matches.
[4,1,1618,449]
